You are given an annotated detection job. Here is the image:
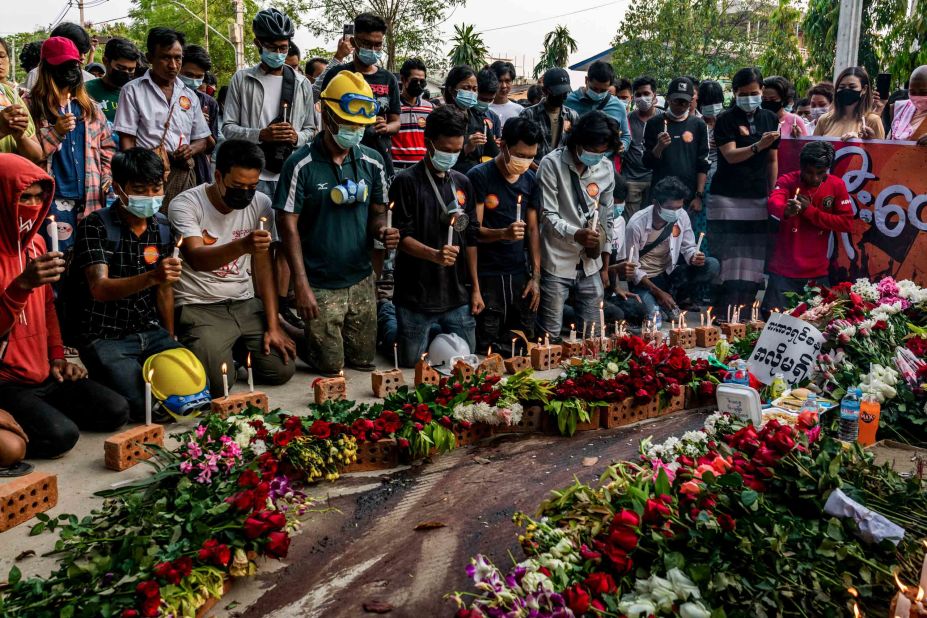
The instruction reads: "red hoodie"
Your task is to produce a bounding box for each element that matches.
[0,154,63,385]
[767,171,854,279]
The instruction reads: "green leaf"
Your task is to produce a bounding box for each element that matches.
[7,565,21,585]
[717,472,744,488]
[29,522,45,536]
[61,605,75,618]
[655,468,672,496]
[740,489,758,508]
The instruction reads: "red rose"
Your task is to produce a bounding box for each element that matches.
[398,437,410,448]
[309,420,332,440]
[237,469,260,488]
[698,381,716,398]
[412,406,433,424]
[606,527,639,552]
[439,415,453,428]
[643,497,672,524]
[173,556,193,578]
[121,610,140,618]
[136,580,160,599]
[455,610,485,618]
[140,598,161,618]
[583,572,616,596]
[273,431,292,448]
[597,542,633,574]
[563,584,591,614]
[264,530,291,558]
[380,411,402,434]
[244,510,284,539]
[717,513,737,532]
[579,544,601,561]
[153,562,173,580]
[612,509,640,528]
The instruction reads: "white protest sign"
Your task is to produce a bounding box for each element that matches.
[747,312,824,385]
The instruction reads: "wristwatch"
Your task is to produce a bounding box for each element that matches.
[695,191,704,199]
[751,143,759,154]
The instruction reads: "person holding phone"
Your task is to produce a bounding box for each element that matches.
[890,65,927,145]
[813,66,884,140]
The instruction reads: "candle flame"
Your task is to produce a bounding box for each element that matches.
[517,194,522,204]
[421,353,428,361]
[571,323,575,330]
[48,215,55,223]
[851,602,859,618]
[450,215,457,226]
[894,571,908,593]
[487,346,492,356]
[147,368,154,382]
[922,539,927,549]
[221,362,228,374]
[246,352,251,368]
[918,587,925,602]
[599,301,604,309]
[339,370,344,377]
[259,216,267,224]
[847,587,858,598]
[175,235,183,248]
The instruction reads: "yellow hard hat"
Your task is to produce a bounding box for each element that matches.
[142,348,212,418]
[320,71,379,125]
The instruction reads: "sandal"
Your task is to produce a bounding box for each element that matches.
[0,461,35,477]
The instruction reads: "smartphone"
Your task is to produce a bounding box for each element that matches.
[876,73,891,101]
[343,24,354,39]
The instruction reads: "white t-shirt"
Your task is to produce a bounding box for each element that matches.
[257,73,284,182]
[168,184,275,306]
[490,100,525,127]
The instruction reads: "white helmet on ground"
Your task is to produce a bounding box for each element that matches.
[427,333,476,375]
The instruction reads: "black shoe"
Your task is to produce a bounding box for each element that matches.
[279,304,306,331]
[347,361,376,372]
[0,461,34,477]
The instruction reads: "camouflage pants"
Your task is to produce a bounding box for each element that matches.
[302,274,377,374]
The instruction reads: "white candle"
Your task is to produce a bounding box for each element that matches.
[895,592,912,618]
[591,200,599,230]
[570,323,576,343]
[386,202,393,229]
[599,301,605,338]
[706,307,713,324]
[145,369,153,425]
[393,343,399,370]
[47,216,59,253]
[178,133,184,148]
[515,194,522,222]
[628,245,637,264]
[172,236,183,259]
[920,547,927,592]
[282,102,289,125]
[221,362,229,398]
[727,305,732,324]
[695,232,705,252]
[614,320,618,338]
[246,353,254,392]
[259,217,266,231]
[511,338,516,358]
[700,312,705,327]
[447,217,455,246]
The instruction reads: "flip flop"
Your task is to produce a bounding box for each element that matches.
[0,461,35,478]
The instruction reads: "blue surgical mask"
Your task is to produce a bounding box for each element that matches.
[702,103,723,117]
[473,100,489,113]
[430,147,459,172]
[179,75,203,90]
[613,202,626,219]
[455,90,478,109]
[657,205,679,224]
[261,49,287,69]
[586,88,608,101]
[333,124,364,149]
[736,94,762,113]
[356,47,382,66]
[124,194,164,218]
[577,147,610,167]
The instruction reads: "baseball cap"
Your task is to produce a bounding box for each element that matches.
[543,68,572,97]
[41,37,81,66]
[667,77,694,102]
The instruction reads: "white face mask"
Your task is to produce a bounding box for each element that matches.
[810,107,828,120]
[634,96,653,112]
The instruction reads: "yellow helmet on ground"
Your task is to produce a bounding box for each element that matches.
[320,71,379,125]
[142,348,212,419]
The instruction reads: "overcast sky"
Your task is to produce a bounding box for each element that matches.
[5,0,629,75]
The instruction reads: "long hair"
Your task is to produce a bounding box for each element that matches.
[834,66,873,121]
[27,60,99,124]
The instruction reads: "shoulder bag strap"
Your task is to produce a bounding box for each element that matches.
[638,222,674,259]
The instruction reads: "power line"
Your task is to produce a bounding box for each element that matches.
[49,0,74,30]
[480,1,623,33]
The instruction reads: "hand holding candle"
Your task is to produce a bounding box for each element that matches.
[386,201,393,230]
[259,217,267,231]
[515,194,522,222]
[47,216,59,253]
[695,231,705,253]
[447,216,455,247]
[172,235,183,259]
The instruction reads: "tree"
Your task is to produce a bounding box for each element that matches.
[302,0,465,73]
[533,25,578,78]
[758,0,809,94]
[448,24,488,69]
[878,0,927,84]
[610,0,772,86]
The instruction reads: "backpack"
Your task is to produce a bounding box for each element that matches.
[259,65,298,174]
[57,208,172,348]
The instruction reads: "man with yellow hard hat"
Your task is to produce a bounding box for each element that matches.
[274,71,399,377]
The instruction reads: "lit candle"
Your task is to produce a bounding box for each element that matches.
[386,202,393,229]
[515,194,522,222]
[178,133,184,149]
[570,323,576,343]
[920,540,927,592]
[145,369,153,425]
[221,362,229,398]
[172,235,183,259]
[282,101,289,125]
[47,216,59,253]
[246,353,254,392]
[599,301,605,338]
[447,216,455,246]
[706,306,713,324]
[487,345,492,357]
[258,217,266,231]
[893,573,911,618]
[422,352,430,366]
[663,117,668,133]
[700,311,705,327]
[614,320,618,338]
[695,231,705,253]
[727,305,732,324]
[628,245,638,265]
[511,338,516,358]
[591,199,599,231]
[393,342,399,370]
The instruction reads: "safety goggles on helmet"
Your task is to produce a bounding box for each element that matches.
[322,92,381,119]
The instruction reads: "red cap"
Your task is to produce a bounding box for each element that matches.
[41,37,81,66]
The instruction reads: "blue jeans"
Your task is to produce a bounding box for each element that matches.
[395,304,475,368]
[630,258,720,317]
[538,269,604,339]
[80,328,183,421]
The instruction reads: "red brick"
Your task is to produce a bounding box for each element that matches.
[669,328,696,349]
[414,360,441,386]
[503,356,530,374]
[560,341,584,359]
[0,472,58,532]
[599,399,655,428]
[454,423,493,447]
[209,391,270,419]
[747,320,766,334]
[453,359,475,382]
[372,370,405,398]
[342,439,399,472]
[476,354,504,378]
[104,424,165,471]
[720,323,747,340]
[493,403,546,434]
[695,326,720,348]
[530,345,563,370]
[314,377,346,404]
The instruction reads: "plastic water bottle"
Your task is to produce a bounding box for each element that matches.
[839,388,862,442]
[769,373,787,401]
[652,308,662,332]
[730,359,750,386]
[799,392,819,416]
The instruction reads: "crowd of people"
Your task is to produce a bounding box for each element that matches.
[0,8,926,470]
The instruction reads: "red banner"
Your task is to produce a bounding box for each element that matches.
[778,137,927,285]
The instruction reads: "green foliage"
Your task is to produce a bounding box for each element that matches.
[610,0,772,85]
[757,0,810,94]
[302,0,465,73]
[448,24,489,70]
[533,25,578,78]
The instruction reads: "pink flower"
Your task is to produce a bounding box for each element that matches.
[679,480,702,496]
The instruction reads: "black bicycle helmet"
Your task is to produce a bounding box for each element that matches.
[252,8,295,41]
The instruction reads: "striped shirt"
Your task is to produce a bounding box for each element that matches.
[391,96,433,170]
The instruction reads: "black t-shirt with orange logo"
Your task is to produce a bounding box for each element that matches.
[642,114,710,198]
[466,160,538,276]
[74,208,172,340]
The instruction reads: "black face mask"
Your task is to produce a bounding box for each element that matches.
[223,185,256,210]
[835,89,862,107]
[761,100,783,113]
[547,93,568,107]
[406,79,425,97]
[108,69,133,88]
[51,65,83,89]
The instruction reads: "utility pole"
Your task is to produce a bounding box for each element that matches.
[204,0,209,52]
[78,0,85,27]
[232,0,245,69]
[834,0,863,80]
